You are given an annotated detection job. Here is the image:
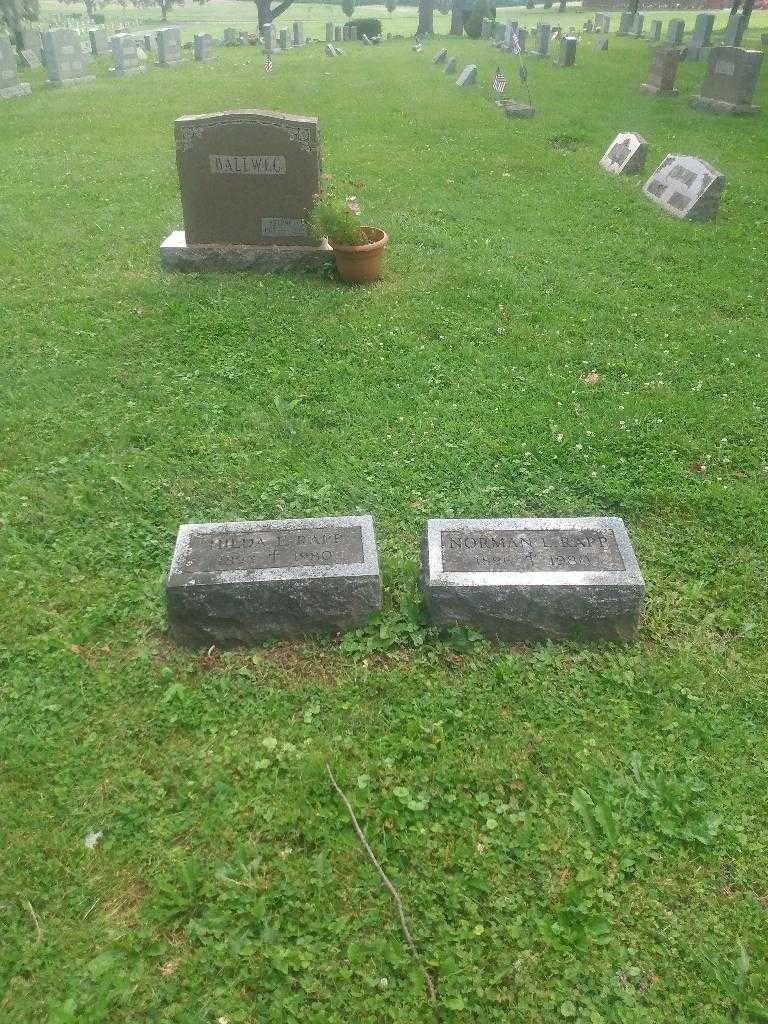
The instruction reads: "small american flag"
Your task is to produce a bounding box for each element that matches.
[492,67,506,93]
[510,29,521,54]
[551,28,561,40]
[264,53,273,72]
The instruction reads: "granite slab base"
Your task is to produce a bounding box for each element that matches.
[44,76,96,88]
[109,66,146,76]
[504,101,535,118]
[1,82,32,99]
[160,230,334,273]
[639,83,677,96]
[688,94,760,115]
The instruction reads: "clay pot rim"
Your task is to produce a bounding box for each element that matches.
[330,226,388,255]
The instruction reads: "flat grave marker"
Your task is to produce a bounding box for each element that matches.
[599,131,648,174]
[643,153,725,220]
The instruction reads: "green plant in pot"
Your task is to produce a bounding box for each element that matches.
[307,188,388,283]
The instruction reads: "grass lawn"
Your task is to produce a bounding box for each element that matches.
[2,23,768,1024]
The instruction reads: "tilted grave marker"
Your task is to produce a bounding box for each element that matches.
[640,45,685,95]
[643,154,725,220]
[599,131,648,174]
[456,63,478,86]
[432,46,448,64]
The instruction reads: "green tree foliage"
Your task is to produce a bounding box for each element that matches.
[1,0,40,34]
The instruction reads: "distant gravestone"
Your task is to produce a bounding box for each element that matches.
[42,28,95,87]
[342,23,350,41]
[686,13,714,60]
[161,109,333,272]
[616,11,633,36]
[109,33,145,75]
[640,45,685,95]
[494,23,506,43]
[628,13,644,38]
[531,23,550,58]
[88,26,109,55]
[504,100,535,117]
[1,34,32,99]
[156,27,182,66]
[444,55,457,73]
[722,11,748,46]
[648,20,662,43]
[666,19,685,46]
[262,23,275,52]
[334,25,342,42]
[166,515,382,645]
[143,32,155,52]
[278,28,289,50]
[517,27,528,52]
[194,32,214,61]
[593,35,608,51]
[420,517,645,642]
[325,22,334,42]
[643,154,725,220]
[599,131,648,174]
[481,17,493,39]
[223,27,240,46]
[555,35,577,67]
[349,26,358,41]
[15,22,41,56]
[602,15,611,33]
[456,63,478,86]
[689,45,763,114]
[433,47,448,63]
[19,48,41,69]
[293,21,304,45]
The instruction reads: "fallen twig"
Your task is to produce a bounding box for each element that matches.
[20,897,42,943]
[326,763,438,1012]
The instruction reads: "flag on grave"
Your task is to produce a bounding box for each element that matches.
[264,53,273,72]
[492,67,507,93]
[510,29,521,54]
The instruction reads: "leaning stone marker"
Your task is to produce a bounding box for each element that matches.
[161,109,333,272]
[689,45,763,114]
[167,515,382,646]
[722,11,748,47]
[444,56,457,74]
[640,45,685,95]
[420,517,644,642]
[456,63,478,86]
[599,131,648,174]
[1,34,32,99]
[643,154,725,220]
[42,28,96,87]
[616,11,634,35]
[109,33,145,76]
[432,46,448,64]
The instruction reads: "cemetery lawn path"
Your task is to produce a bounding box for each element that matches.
[2,31,768,1024]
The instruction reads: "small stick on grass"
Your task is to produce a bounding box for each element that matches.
[326,763,438,1011]
[20,897,42,943]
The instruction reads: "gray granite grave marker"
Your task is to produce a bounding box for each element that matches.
[689,45,762,114]
[350,26,358,41]
[456,63,477,86]
[167,515,382,646]
[42,28,95,87]
[1,34,32,99]
[647,19,662,42]
[666,19,685,46]
[593,35,608,51]
[643,153,725,220]
[599,131,648,174]
[161,109,333,272]
[432,46,448,63]
[262,23,275,52]
[531,22,550,58]
[555,35,576,67]
[156,27,182,66]
[504,100,535,118]
[194,32,214,61]
[334,25,342,42]
[420,517,644,642]
[278,28,288,50]
[481,17,493,39]
[640,45,685,95]
[444,55,457,73]
[616,12,633,36]
[293,21,304,45]
[88,26,109,55]
[223,27,240,46]
[686,13,714,60]
[325,22,334,42]
[722,11,748,46]
[15,22,41,56]
[628,13,644,38]
[109,32,145,75]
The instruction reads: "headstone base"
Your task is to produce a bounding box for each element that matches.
[156,59,183,68]
[1,82,32,100]
[685,44,710,61]
[44,75,96,88]
[504,101,535,118]
[688,93,760,115]
[639,82,677,96]
[529,50,548,59]
[109,65,146,76]
[160,230,334,273]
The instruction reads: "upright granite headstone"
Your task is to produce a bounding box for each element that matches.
[643,154,725,220]
[456,63,478,86]
[1,34,32,99]
[109,33,144,76]
[628,13,644,38]
[689,45,763,114]
[42,28,95,87]
[143,32,155,52]
[517,27,528,52]
[433,46,448,63]
[648,19,662,42]
[594,35,608,51]
[599,131,648,174]
[617,12,634,36]
[722,11,748,47]
[194,32,214,61]
[342,23,350,42]
[602,15,610,33]
[334,25,342,42]
[556,35,577,67]
[494,22,506,43]
[88,26,109,55]
[686,13,714,60]
[167,515,382,645]
[420,517,645,642]
[223,27,240,46]
[161,109,333,272]
[156,27,182,66]
[15,22,41,56]
[640,45,685,95]
[666,19,685,46]
[349,26,358,42]
[531,23,550,58]
[262,23,275,51]
[325,22,334,42]
[293,21,304,46]
[278,28,289,50]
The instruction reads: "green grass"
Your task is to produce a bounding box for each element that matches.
[2,27,768,1024]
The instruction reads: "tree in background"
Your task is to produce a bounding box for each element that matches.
[236,0,294,33]
[341,0,354,18]
[449,0,465,35]
[461,0,494,37]
[416,0,432,34]
[385,0,396,12]
[1,0,40,34]
[128,0,209,22]
[56,0,101,22]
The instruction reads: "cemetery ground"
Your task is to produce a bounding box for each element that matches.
[2,24,768,1024]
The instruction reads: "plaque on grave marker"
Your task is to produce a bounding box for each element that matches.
[689,45,762,114]
[166,515,382,645]
[156,27,182,66]
[599,132,648,174]
[643,154,725,220]
[161,109,333,272]
[109,33,145,76]
[42,28,95,87]
[639,45,685,95]
[420,517,644,642]
[1,34,32,99]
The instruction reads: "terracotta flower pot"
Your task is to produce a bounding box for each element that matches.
[330,227,388,283]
